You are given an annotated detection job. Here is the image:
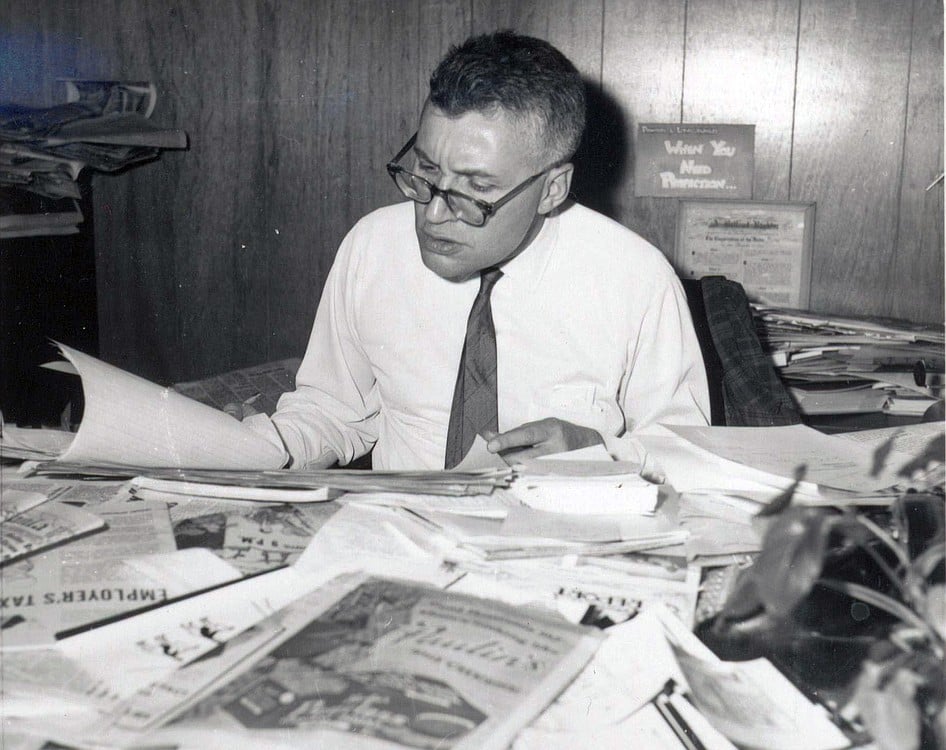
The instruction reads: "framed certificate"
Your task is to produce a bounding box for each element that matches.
[674,199,816,308]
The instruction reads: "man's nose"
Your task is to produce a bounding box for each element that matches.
[424,192,454,223]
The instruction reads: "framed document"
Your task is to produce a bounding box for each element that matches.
[675,199,816,308]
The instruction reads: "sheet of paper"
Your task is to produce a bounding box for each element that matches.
[639,429,819,497]
[130,475,339,502]
[519,607,687,733]
[507,474,659,514]
[834,420,943,454]
[341,488,523,518]
[293,503,465,581]
[1,501,106,565]
[499,507,679,543]
[450,559,701,629]
[0,424,74,460]
[122,549,242,592]
[517,443,643,476]
[0,500,177,649]
[672,648,850,750]
[0,489,49,521]
[667,423,908,492]
[56,566,325,701]
[453,434,511,470]
[50,343,287,470]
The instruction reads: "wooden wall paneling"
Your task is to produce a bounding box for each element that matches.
[415,0,473,116]
[603,0,687,254]
[682,0,799,202]
[470,0,604,80]
[889,0,944,323]
[791,0,913,318]
[264,0,425,363]
[331,2,419,223]
[80,2,274,383]
[0,2,80,106]
[176,0,277,379]
[71,2,181,381]
[264,0,349,363]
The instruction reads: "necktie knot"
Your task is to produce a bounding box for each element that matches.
[479,267,503,295]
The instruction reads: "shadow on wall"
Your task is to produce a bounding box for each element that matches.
[570,80,629,220]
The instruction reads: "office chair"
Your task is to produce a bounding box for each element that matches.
[682,276,802,427]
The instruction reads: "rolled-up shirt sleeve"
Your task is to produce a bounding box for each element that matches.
[603,271,710,463]
[270,226,380,469]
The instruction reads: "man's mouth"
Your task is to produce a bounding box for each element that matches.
[421,233,464,255]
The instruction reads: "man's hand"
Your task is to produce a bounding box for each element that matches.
[222,395,261,421]
[485,418,604,462]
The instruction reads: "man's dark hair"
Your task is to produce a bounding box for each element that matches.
[428,31,586,166]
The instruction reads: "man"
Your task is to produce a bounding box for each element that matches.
[245,31,709,470]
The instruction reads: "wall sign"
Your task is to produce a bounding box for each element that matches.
[675,199,816,308]
[634,123,755,198]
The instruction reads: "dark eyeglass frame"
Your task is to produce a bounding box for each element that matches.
[385,133,546,227]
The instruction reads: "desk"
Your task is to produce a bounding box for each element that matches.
[1,420,942,749]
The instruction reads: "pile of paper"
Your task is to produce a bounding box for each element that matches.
[753,305,945,416]
[0,422,73,461]
[639,422,944,512]
[1,80,187,238]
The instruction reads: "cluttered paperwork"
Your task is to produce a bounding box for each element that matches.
[672,422,937,491]
[45,343,287,470]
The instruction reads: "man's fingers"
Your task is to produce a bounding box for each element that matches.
[223,403,244,420]
[497,445,550,463]
[487,420,554,453]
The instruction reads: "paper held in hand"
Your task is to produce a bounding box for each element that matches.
[45,343,287,470]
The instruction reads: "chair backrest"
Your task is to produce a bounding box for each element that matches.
[681,278,726,425]
[682,276,802,427]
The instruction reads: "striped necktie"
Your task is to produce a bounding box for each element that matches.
[444,268,503,469]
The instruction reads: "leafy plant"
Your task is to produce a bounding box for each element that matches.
[706,490,945,750]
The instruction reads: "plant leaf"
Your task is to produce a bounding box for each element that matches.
[851,660,923,750]
[750,507,836,618]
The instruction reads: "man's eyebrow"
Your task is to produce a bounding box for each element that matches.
[412,145,499,180]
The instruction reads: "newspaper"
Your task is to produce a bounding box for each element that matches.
[172,502,341,576]
[0,500,177,648]
[0,501,105,565]
[172,357,301,417]
[138,574,602,750]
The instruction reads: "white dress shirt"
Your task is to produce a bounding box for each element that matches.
[267,200,710,469]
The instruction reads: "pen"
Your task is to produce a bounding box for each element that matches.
[243,392,262,406]
[654,680,707,750]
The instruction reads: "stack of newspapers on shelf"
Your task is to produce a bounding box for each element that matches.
[0,80,187,238]
[753,305,945,417]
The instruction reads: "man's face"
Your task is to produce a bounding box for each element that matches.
[410,104,549,282]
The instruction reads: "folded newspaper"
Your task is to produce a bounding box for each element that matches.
[84,573,602,750]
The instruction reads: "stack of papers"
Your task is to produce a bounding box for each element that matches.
[1,82,186,184]
[0,423,73,461]
[753,305,944,416]
[509,450,658,515]
[640,422,944,505]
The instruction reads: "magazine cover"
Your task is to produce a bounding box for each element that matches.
[143,574,602,750]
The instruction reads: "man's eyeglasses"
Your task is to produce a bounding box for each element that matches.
[386,133,545,227]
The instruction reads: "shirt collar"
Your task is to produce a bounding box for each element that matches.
[496,209,559,289]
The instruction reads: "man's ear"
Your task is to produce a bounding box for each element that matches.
[537,163,574,215]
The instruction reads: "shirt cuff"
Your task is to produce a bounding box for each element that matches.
[601,432,665,484]
[243,413,292,468]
